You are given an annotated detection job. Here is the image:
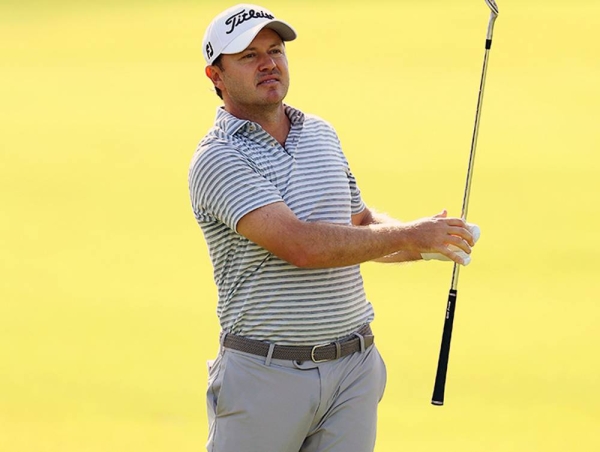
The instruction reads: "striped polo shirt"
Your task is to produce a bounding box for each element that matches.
[189,105,374,345]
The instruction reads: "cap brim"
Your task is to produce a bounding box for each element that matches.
[221,20,297,56]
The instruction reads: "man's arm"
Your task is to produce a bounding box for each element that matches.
[353,207,423,263]
[237,202,473,269]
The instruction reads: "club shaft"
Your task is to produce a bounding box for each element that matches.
[451,45,491,292]
[431,11,498,406]
[459,41,493,228]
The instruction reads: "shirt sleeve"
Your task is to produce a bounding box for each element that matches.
[332,126,364,217]
[189,144,284,233]
[347,166,366,216]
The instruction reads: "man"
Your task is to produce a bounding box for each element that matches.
[189,4,478,451]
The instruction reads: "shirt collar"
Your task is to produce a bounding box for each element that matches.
[213,105,305,136]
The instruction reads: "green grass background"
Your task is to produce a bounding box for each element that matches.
[1,0,599,451]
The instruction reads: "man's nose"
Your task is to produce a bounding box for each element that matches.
[258,53,276,70]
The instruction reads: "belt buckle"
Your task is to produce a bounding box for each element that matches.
[310,343,331,363]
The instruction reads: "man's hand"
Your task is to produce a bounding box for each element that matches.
[400,210,474,265]
[421,218,481,266]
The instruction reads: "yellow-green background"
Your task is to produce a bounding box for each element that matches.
[1,0,598,451]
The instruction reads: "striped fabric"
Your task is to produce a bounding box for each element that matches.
[189,105,374,345]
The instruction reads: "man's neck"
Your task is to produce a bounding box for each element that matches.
[225,102,291,147]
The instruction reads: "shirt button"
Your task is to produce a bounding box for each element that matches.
[248,124,256,132]
[271,142,276,147]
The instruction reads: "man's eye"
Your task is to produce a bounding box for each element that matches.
[242,53,255,59]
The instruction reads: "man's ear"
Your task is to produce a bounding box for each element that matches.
[205,65,223,89]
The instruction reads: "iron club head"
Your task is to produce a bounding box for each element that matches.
[485,0,499,16]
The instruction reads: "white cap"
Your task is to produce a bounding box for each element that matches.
[202,4,297,65]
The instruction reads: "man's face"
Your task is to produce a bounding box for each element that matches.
[212,28,290,109]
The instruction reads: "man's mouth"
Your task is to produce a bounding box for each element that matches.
[257,76,279,86]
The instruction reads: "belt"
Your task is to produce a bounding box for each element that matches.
[222,324,374,363]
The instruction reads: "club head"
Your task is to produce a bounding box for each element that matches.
[485,0,499,16]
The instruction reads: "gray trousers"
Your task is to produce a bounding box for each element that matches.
[206,342,387,452]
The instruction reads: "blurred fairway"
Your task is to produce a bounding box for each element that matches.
[1,0,599,451]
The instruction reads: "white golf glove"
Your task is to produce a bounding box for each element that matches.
[421,223,481,266]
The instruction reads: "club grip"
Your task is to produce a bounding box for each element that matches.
[431,289,458,405]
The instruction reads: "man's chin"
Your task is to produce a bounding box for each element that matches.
[259,88,288,105]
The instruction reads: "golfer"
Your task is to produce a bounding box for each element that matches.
[189,4,477,451]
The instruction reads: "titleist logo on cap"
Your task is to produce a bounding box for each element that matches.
[225,8,274,34]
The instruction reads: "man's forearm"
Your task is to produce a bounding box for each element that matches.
[371,249,423,263]
[357,209,423,264]
[283,220,420,268]
[237,202,472,269]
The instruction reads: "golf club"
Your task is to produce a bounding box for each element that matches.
[431,0,499,406]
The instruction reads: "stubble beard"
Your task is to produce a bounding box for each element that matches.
[228,78,290,119]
